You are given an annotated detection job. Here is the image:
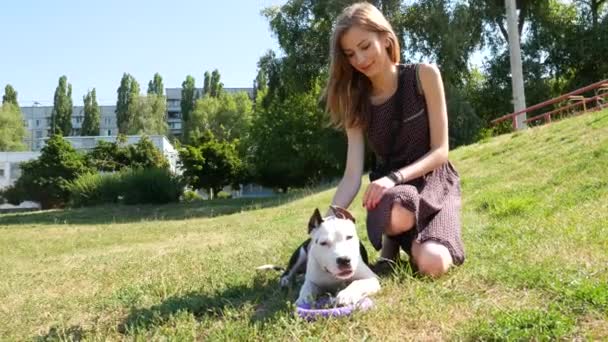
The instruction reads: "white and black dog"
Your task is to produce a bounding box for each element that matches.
[259,206,380,306]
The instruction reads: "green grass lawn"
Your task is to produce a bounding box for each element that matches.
[1,109,607,341]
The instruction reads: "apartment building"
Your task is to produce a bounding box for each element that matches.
[21,87,253,149]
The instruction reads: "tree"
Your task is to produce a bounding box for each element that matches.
[249,81,345,192]
[0,103,27,151]
[181,75,196,124]
[86,134,169,172]
[51,75,73,136]
[401,0,483,86]
[178,132,243,198]
[81,89,100,136]
[7,134,90,208]
[186,92,253,143]
[127,94,168,135]
[115,73,140,134]
[209,69,223,97]
[2,84,19,107]
[203,71,211,97]
[128,135,170,170]
[147,72,164,96]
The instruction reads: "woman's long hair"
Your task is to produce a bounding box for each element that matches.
[324,2,400,129]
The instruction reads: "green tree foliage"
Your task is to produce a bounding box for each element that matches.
[249,81,345,192]
[181,75,197,131]
[147,73,164,96]
[81,89,101,136]
[209,69,223,97]
[186,92,253,143]
[86,135,169,172]
[203,71,211,97]
[115,73,141,134]
[51,76,73,136]
[255,50,287,108]
[402,0,483,86]
[2,84,19,106]
[7,134,90,208]
[178,131,243,198]
[0,103,27,151]
[127,95,168,135]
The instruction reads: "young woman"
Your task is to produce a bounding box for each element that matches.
[325,2,464,277]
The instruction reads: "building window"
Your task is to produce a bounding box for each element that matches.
[107,130,112,136]
[36,130,43,139]
[0,168,5,178]
[36,119,40,127]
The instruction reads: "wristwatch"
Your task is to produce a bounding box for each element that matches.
[387,171,402,184]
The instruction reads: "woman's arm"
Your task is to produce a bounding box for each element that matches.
[363,63,449,210]
[394,63,449,183]
[329,126,365,212]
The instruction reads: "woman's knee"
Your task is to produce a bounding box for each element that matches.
[386,204,415,236]
[412,241,453,277]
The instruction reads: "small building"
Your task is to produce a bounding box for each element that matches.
[0,151,41,190]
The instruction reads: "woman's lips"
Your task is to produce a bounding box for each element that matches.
[360,61,374,73]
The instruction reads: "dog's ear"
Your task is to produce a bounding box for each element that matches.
[329,205,356,223]
[308,208,324,234]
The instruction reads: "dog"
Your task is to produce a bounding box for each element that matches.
[258,206,380,306]
[274,210,371,289]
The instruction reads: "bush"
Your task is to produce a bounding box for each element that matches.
[68,168,183,207]
[216,191,232,199]
[68,172,122,207]
[121,168,183,205]
[181,189,203,202]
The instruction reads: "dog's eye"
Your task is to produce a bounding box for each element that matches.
[319,241,328,246]
[346,235,353,240]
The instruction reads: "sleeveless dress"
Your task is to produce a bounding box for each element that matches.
[365,64,465,265]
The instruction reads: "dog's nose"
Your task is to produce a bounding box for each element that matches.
[336,257,351,268]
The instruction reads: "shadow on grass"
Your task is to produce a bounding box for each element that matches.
[117,273,291,335]
[0,183,337,226]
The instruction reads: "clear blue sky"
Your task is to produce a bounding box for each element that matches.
[0,0,286,106]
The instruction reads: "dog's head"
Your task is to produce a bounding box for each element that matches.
[307,206,360,280]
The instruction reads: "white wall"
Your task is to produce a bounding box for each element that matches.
[0,152,41,190]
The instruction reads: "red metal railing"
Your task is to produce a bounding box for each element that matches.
[491,79,608,130]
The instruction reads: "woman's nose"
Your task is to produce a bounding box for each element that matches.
[355,54,366,67]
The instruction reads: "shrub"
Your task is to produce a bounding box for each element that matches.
[68,168,183,207]
[68,172,122,207]
[120,168,183,205]
[181,189,203,202]
[216,191,232,199]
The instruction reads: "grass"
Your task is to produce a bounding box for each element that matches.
[1,109,607,341]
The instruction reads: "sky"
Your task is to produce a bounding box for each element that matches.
[0,0,286,106]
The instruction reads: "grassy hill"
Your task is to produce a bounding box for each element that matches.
[1,109,607,341]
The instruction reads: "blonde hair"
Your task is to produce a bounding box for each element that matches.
[324,2,400,129]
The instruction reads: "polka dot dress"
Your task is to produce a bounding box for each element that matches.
[365,64,464,265]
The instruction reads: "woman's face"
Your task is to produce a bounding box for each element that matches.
[340,25,390,79]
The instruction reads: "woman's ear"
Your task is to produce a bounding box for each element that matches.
[381,32,390,48]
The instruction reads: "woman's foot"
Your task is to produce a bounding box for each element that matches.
[380,234,400,261]
[370,235,401,275]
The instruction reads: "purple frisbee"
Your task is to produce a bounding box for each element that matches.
[296,297,374,321]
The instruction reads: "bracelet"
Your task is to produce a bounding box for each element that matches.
[387,170,402,184]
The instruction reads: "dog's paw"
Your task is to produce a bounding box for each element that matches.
[295,295,308,306]
[335,288,362,306]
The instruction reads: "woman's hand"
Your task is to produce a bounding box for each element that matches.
[362,176,396,210]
